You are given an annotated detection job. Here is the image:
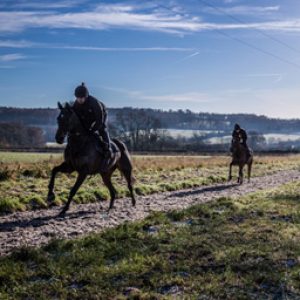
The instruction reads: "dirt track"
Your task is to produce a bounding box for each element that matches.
[1,170,300,256]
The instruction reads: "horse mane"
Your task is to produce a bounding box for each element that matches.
[61,101,74,110]
[60,101,87,134]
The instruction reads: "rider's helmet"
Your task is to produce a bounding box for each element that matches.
[234,123,241,130]
[74,82,89,98]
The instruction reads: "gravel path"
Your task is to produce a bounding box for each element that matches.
[1,170,300,256]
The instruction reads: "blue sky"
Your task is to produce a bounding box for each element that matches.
[0,0,300,118]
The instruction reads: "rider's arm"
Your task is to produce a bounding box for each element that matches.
[90,100,105,131]
[232,130,235,137]
[243,130,248,141]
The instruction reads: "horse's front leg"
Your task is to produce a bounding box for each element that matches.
[58,172,87,217]
[47,162,73,204]
[228,162,233,181]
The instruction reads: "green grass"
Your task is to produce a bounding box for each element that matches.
[0,152,62,164]
[0,153,300,213]
[1,181,300,298]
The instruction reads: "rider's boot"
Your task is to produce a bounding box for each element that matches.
[100,143,113,172]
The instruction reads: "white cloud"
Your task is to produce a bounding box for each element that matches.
[0,6,203,34]
[0,40,195,52]
[0,39,37,48]
[176,51,200,62]
[94,4,135,13]
[0,53,26,62]
[1,0,88,9]
[0,4,299,35]
[52,46,195,52]
[204,5,280,16]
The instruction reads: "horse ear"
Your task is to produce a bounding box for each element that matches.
[57,102,63,110]
[65,102,71,110]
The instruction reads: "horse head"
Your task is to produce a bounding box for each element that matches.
[55,102,73,144]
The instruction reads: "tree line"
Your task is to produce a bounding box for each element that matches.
[0,122,45,148]
[1,106,300,151]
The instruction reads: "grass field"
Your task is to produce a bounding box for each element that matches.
[1,180,300,299]
[0,152,62,164]
[0,152,300,213]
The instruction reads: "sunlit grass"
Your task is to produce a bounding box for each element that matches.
[0,152,300,213]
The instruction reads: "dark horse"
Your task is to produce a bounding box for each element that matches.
[47,102,136,216]
[228,136,253,184]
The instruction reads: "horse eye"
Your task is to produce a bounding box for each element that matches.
[57,114,64,121]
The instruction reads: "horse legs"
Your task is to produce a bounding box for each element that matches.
[228,162,233,181]
[47,162,73,204]
[58,172,87,217]
[123,169,136,207]
[238,165,244,184]
[117,154,136,207]
[101,172,117,211]
[247,160,252,183]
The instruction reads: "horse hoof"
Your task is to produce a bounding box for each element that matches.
[48,201,56,208]
[57,211,66,218]
[47,192,55,202]
[107,206,114,213]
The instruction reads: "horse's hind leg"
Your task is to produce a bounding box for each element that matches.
[58,172,87,217]
[117,155,136,207]
[101,172,117,211]
[248,161,252,183]
[123,167,136,207]
[47,162,73,204]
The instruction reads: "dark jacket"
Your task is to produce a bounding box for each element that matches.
[73,95,107,133]
[73,96,111,150]
[232,128,247,144]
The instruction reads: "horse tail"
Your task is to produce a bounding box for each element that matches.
[113,138,136,184]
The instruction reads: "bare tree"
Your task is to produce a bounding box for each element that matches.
[116,109,162,151]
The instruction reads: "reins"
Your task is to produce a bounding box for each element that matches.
[67,107,91,138]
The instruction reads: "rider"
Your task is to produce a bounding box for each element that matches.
[231,123,250,155]
[73,82,113,171]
